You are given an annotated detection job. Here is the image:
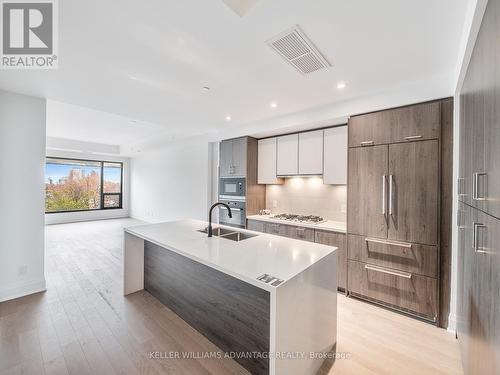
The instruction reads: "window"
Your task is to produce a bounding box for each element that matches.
[45,157,123,213]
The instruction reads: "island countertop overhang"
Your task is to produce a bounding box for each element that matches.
[124,219,337,291]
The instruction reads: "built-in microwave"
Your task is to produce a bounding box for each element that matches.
[219,177,245,198]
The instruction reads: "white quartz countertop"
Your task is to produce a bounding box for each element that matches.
[125,219,336,291]
[246,215,346,233]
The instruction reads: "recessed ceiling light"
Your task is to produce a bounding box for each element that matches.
[129,120,137,124]
[225,115,232,121]
[130,75,138,81]
[202,86,210,92]
[270,102,277,109]
[337,81,347,90]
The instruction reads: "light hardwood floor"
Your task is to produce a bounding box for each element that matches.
[0,219,463,375]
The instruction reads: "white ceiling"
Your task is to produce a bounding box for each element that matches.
[0,0,470,147]
[46,100,167,145]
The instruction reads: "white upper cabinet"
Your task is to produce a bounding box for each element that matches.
[261,127,345,183]
[277,134,299,176]
[258,138,283,184]
[323,126,347,184]
[298,130,324,175]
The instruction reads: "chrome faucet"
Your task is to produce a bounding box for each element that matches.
[208,202,232,237]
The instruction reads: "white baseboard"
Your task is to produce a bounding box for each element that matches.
[45,209,129,225]
[0,278,47,303]
[447,312,458,335]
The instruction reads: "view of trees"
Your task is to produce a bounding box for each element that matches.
[45,159,122,212]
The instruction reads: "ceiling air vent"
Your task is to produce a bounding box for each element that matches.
[266,25,331,75]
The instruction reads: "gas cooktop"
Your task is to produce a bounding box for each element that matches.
[271,213,326,224]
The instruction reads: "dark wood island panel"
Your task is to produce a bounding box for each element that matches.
[144,241,270,375]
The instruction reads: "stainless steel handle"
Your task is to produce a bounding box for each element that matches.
[404,135,423,141]
[457,178,465,196]
[472,222,487,254]
[472,172,487,200]
[365,237,412,248]
[220,207,242,212]
[457,210,465,229]
[389,175,394,216]
[360,141,374,146]
[382,175,387,216]
[365,264,412,279]
[472,173,477,199]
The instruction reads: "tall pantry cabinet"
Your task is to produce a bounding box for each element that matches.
[347,99,453,325]
[456,0,500,373]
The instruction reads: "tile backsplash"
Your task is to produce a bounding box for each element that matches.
[265,177,347,222]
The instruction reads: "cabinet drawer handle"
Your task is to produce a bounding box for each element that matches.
[457,210,465,229]
[457,178,466,196]
[472,172,487,200]
[382,175,387,217]
[365,264,412,279]
[472,222,487,254]
[360,141,374,146]
[404,135,423,141]
[365,237,412,248]
[389,174,394,216]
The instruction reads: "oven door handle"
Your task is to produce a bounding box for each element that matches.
[220,207,243,212]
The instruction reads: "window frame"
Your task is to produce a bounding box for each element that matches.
[45,156,124,214]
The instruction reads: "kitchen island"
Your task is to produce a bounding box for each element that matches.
[123,219,337,375]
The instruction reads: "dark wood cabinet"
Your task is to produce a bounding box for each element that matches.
[264,222,284,236]
[219,137,247,177]
[456,203,472,372]
[458,0,500,220]
[348,139,439,246]
[219,140,233,178]
[263,222,314,242]
[315,230,347,290]
[247,219,265,232]
[458,87,473,205]
[348,101,440,147]
[280,224,315,242]
[247,219,346,291]
[348,260,437,320]
[457,0,500,372]
[347,145,388,238]
[231,137,247,177]
[469,208,500,375]
[457,203,500,375]
[347,259,438,320]
[388,140,439,245]
[347,234,438,278]
[347,99,451,323]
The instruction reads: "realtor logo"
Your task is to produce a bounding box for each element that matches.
[1,0,58,69]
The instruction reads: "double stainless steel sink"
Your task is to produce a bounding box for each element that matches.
[198,227,257,242]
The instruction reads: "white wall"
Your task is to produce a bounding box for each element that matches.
[0,90,47,302]
[130,137,213,223]
[44,150,131,225]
